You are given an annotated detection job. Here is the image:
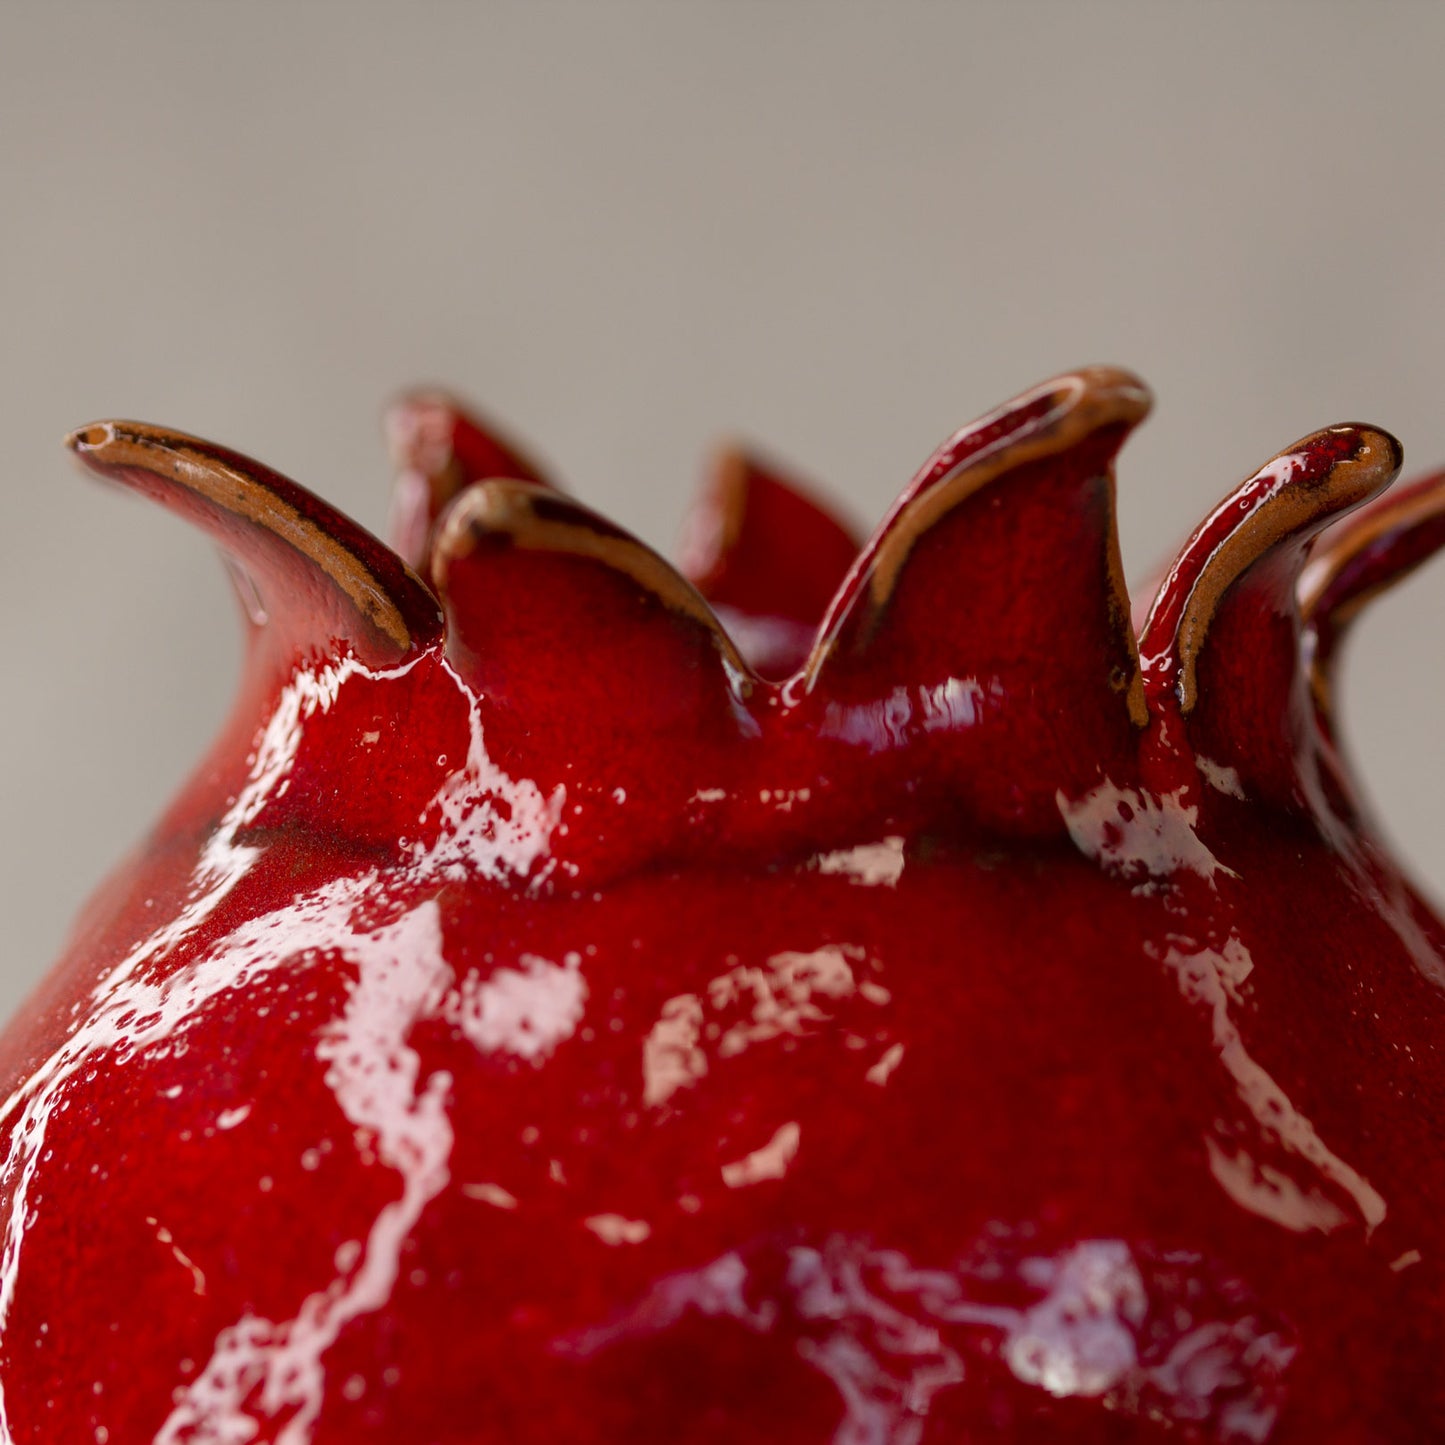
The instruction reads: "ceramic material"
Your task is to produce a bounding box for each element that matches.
[1,367,1443,1441]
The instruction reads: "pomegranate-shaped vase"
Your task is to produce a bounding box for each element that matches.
[3,368,1444,1442]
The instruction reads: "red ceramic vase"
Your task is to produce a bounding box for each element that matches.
[2,367,1444,1443]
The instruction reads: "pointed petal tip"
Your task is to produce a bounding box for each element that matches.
[385,390,556,570]
[1010,364,1154,441]
[65,421,116,455]
[1361,422,1404,479]
[385,388,551,486]
[699,436,862,539]
[432,478,749,677]
[1056,365,1153,424]
[432,475,592,553]
[1297,423,1403,512]
[429,477,554,577]
[899,366,1151,509]
[679,440,861,676]
[1302,460,1445,629]
[383,390,450,465]
[1299,458,1445,718]
[64,420,193,483]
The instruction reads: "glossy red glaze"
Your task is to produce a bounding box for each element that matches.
[677,444,861,677]
[4,368,1445,1442]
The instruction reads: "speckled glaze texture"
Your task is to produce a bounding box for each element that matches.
[2,368,1444,1441]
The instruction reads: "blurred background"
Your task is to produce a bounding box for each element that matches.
[1,2,1443,1012]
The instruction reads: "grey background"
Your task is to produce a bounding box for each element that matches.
[2,2,1443,1014]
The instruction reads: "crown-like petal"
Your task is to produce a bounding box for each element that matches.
[67,381,1424,878]
[1299,466,1445,715]
[68,421,443,670]
[385,390,554,571]
[1139,425,1401,808]
[432,480,761,878]
[678,443,860,678]
[67,421,458,852]
[789,366,1150,833]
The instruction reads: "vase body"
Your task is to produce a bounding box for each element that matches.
[1,370,1442,1441]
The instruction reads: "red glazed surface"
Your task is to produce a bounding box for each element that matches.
[2,369,1444,1442]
